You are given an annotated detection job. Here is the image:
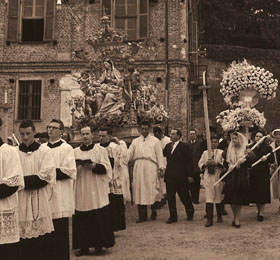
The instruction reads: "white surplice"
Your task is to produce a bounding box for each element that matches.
[74,144,112,211]
[198,149,224,203]
[129,135,165,205]
[0,144,24,244]
[17,145,55,239]
[42,141,77,219]
[119,140,131,203]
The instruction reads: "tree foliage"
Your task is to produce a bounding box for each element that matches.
[201,0,280,49]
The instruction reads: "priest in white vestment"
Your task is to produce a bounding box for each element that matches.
[17,120,55,260]
[73,126,115,257]
[43,119,76,260]
[0,119,24,260]
[129,121,165,223]
[97,128,128,232]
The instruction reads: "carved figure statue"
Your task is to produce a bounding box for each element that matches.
[93,59,126,116]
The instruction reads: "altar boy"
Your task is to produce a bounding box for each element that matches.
[198,136,224,227]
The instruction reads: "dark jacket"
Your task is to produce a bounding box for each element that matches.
[163,141,194,183]
[188,140,202,173]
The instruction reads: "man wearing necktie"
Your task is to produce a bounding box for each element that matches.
[163,129,194,223]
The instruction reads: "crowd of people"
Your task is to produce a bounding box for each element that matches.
[1,117,280,259]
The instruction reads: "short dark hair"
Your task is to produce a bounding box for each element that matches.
[141,120,151,128]
[19,120,35,131]
[153,126,162,134]
[99,127,112,136]
[172,128,182,138]
[50,119,64,130]
[211,135,219,141]
[80,125,93,133]
[251,130,266,140]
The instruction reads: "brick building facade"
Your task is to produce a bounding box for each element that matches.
[0,0,193,142]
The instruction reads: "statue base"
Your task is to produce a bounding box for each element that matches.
[68,124,139,146]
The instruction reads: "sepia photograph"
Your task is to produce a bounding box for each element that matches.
[0,0,280,259]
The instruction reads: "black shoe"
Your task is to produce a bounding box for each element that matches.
[235,223,241,228]
[75,248,90,257]
[151,211,157,220]
[205,219,213,227]
[136,218,147,223]
[95,247,104,255]
[166,218,177,224]
[232,221,236,227]
[193,201,199,204]
[257,214,264,222]
[222,209,228,216]
[186,216,193,221]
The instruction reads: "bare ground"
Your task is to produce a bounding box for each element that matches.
[70,189,280,260]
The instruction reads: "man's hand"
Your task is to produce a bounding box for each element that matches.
[187,177,194,183]
[84,162,96,169]
[158,168,165,178]
[260,155,267,162]
[128,160,134,167]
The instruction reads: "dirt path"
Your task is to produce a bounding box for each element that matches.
[70,189,280,260]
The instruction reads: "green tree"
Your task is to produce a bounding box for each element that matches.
[201,0,280,49]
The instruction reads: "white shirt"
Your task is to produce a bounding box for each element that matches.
[171,140,180,154]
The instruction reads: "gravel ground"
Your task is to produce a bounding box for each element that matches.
[70,188,280,260]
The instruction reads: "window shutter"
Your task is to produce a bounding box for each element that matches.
[139,0,148,39]
[7,0,19,42]
[44,0,55,41]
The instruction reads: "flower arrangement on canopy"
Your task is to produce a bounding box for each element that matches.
[216,107,266,132]
[220,59,278,107]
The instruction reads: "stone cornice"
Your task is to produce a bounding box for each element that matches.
[0,59,189,73]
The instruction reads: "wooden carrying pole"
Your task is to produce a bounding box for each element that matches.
[198,71,211,159]
[214,134,269,186]
[251,145,280,168]
[270,164,280,181]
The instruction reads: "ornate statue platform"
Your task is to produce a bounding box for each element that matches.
[69,124,140,145]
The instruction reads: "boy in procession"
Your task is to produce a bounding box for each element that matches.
[73,126,115,256]
[43,119,77,260]
[17,120,55,260]
[198,135,224,227]
[0,118,24,260]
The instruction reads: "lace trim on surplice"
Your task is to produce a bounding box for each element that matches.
[0,208,19,244]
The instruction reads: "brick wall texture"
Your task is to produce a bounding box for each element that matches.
[0,0,191,141]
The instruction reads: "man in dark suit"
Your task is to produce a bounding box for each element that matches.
[163,129,194,223]
[188,129,202,204]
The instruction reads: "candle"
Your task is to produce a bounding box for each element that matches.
[4,90,7,104]
[202,71,206,86]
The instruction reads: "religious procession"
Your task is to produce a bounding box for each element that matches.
[1,0,280,259]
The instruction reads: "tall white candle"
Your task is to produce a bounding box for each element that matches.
[4,90,7,104]
[202,71,206,86]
